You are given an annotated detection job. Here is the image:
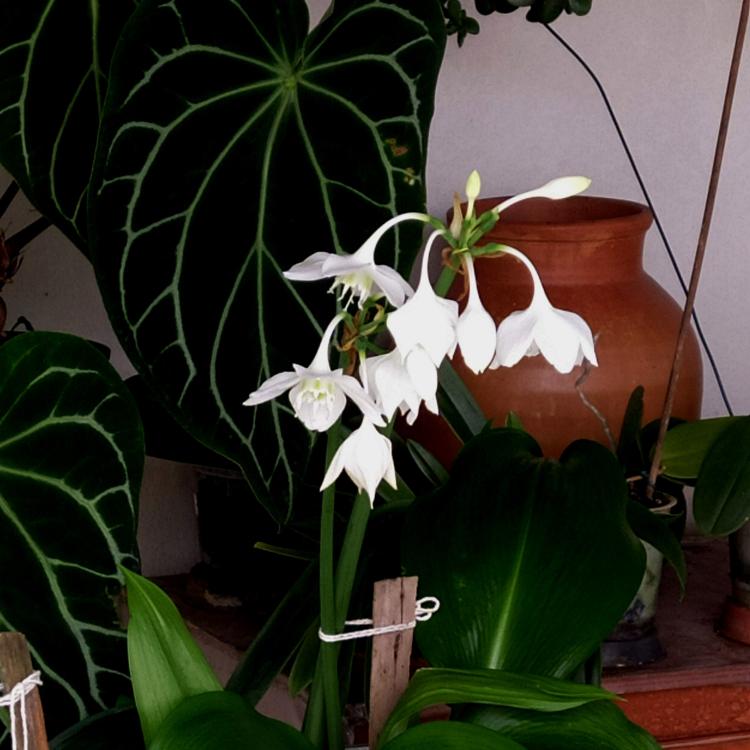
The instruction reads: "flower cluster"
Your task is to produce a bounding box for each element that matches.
[244,172,597,505]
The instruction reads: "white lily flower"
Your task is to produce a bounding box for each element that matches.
[491,247,597,375]
[386,230,459,367]
[284,212,428,308]
[362,348,438,426]
[494,176,591,215]
[455,255,496,374]
[243,315,384,431]
[320,418,397,506]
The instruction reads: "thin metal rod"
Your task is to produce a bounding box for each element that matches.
[648,0,750,495]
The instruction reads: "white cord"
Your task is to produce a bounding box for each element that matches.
[0,671,43,750]
[318,596,440,643]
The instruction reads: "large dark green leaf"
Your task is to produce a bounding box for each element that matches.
[661,416,736,481]
[693,417,750,536]
[380,721,526,750]
[50,706,145,750]
[0,1,137,251]
[90,0,446,521]
[402,430,645,678]
[149,692,315,750]
[466,700,660,749]
[379,667,616,745]
[0,332,143,736]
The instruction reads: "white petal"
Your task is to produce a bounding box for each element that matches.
[457,305,497,374]
[371,264,414,307]
[243,370,300,405]
[492,307,538,369]
[534,307,597,374]
[320,441,349,491]
[289,381,346,431]
[334,374,386,426]
[320,255,371,277]
[284,252,337,281]
[365,351,419,419]
[405,347,438,404]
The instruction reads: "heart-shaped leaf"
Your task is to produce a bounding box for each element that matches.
[693,416,750,536]
[0,332,143,736]
[0,1,137,251]
[149,692,315,750]
[466,701,660,749]
[402,430,644,678]
[90,0,446,521]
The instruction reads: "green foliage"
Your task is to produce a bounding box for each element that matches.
[122,570,221,745]
[0,332,142,737]
[49,707,144,750]
[379,667,616,745]
[474,0,592,23]
[402,429,645,678]
[380,721,526,750]
[661,416,736,480]
[149,692,315,750]
[0,1,137,252]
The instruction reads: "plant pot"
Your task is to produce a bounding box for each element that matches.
[720,525,750,644]
[406,196,703,465]
[602,495,678,669]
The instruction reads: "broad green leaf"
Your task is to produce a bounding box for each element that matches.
[122,570,221,745]
[380,721,526,750]
[661,417,737,480]
[90,0,446,522]
[402,430,644,677]
[149,691,315,750]
[466,700,660,749]
[226,562,317,705]
[379,667,616,746]
[0,332,142,737]
[693,417,750,536]
[0,1,137,251]
[50,706,144,750]
[626,499,686,591]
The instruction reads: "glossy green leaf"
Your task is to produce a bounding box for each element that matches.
[0,332,142,736]
[50,706,145,750]
[149,691,314,750]
[466,700,660,749]
[693,417,750,536]
[90,0,445,522]
[122,570,221,745]
[287,622,320,698]
[661,417,737,481]
[0,1,136,251]
[402,430,645,677]
[626,500,686,591]
[226,562,317,705]
[379,667,615,746]
[380,721,526,750]
[616,386,644,477]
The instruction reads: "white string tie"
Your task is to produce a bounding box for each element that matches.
[318,596,440,643]
[0,671,43,750]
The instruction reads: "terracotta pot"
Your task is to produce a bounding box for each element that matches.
[409,196,703,464]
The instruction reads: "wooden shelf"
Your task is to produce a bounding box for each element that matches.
[604,537,750,747]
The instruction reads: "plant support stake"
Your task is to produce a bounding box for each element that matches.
[648,0,750,496]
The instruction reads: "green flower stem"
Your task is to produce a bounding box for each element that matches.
[434,260,460,298]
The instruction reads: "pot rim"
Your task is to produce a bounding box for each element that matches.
[471,195,653,242]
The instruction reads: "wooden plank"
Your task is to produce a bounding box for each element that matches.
[368,576,418,749]
[0,633,49,750]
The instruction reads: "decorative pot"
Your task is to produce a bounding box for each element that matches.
[409,196,703,465]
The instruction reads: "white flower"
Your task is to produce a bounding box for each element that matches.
[283,212,428,308]
[455,255,496,374]
[465,169,481,220]
[494,176,592,215]
[491,247,597,375]
[362,348,438,426]
[243,315,384,431]
[387,230,459,367]
[320,419,397,505]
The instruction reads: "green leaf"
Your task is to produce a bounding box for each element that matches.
[149,691,315,750]
[50,706,144,750]
[226,562,317,705]
[693,417,750,536]
[466,700,660,749]
[406,439,450,487]
[504,412,524,431]
[122,570,221,745]
[626,500,686,591]
[0,1,137,251]
[436,360,487,442]
[402,430,645,677]
[380,721,526,750]
[287,622,320,698]
[379,667,616,746]
[0,332,142,736]
[661,417,737,481]
[90,0,446,522]
[616,386,644,477]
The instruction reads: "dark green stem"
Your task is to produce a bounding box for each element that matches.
[434,261,460,298]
